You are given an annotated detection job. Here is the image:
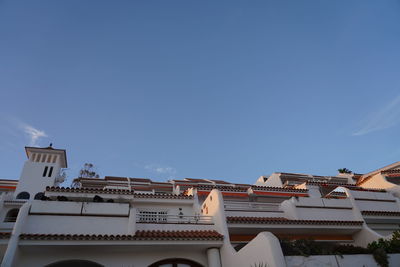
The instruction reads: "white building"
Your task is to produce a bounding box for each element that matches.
[0,145,400,267]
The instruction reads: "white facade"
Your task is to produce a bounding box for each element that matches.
[0,146,400,266]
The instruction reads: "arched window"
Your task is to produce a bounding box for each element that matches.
[45,260,104,267]
[16,191,30,200]
[4,209,19,222]
[149,258,203,267]
[34,192,45,200]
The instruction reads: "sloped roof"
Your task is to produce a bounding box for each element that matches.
[226,216,363,226]
[19,230,223,241]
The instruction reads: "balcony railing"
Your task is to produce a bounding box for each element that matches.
[137,214,213,224]
[224,201,281,212]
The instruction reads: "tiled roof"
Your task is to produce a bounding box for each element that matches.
[307,181,353,187]
[196,185,246,192]
[209,179,232,184]
[0,232,11,239]
[362,211,400,216]
[19,230,223,241]
[135,230,223,240]
[307,182,386,192]
[47,186,134,194]
[251,186,308,193]
[184,178,213,183]
[133,193,192,199]
[46,187,192,199]
[226,217,363,226]
[381,169,400,174]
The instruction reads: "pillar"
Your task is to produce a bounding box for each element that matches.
[1,202,31,267]
[207,247,221,267]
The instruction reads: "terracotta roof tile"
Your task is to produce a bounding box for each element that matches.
[209,180,232,184]
[134,230,223,240]
[133,192,192,200]
[362,211,400,216]
[46,187,192,199]
[19,230,223,241]
[306,182,386,192]
[251,185,308,193]
[196,185,246,192]
[47,186,134,195]
[184,178,213,183]
[381,169,400,174]
[226,216,363,226]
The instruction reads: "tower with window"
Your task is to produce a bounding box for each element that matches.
[14,145,67,200]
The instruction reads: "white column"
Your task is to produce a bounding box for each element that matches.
[1,202,31,267]
[127,206,136,235]
[207,248,221,267]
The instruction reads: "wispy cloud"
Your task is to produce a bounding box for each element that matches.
[353,94,400,136]
[145,164,177,177]
[0,115,49,147]
[21,124,48,146]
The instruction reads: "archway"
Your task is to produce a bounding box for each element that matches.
[45,259,104,267]
[149,258,203,267]
[16,191,30,200]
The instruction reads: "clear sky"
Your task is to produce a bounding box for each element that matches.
[1,1,400,185]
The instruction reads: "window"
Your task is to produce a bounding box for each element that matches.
[4,209,19,222]
[43,166,49,177]
[149,259,203,267]
[138,210,168,223]
[34,192,45,200]
[16,191,30,200]
[48,167,54,177]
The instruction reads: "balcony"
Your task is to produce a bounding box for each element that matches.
[136,214,213,225]
[224,201,281,212]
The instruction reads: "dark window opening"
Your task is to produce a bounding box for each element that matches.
[149,258,203,267]
[43,166,48,177]
[48,167,54,177]
[4,209,19,222]
[34,192,45,200]
[16,191,30,200]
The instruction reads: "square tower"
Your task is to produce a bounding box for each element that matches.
[14,145,67,200]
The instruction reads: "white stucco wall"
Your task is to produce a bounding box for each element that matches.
[202,190,285,267]
[23,215,129,235]
[281,197,357,221]
[285,253,400,267]
[16,246,208,267]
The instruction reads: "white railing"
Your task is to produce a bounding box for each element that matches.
[224,201,281,212]
[137,214,213,224]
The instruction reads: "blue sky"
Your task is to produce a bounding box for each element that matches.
[1,1,400,185]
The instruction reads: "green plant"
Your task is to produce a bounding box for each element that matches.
[279,230,400,266]
[338,168,352,174]
[372,248,388,267]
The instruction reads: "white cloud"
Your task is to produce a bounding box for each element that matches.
[145,164,177,176]
[353,94,400,136]
[0,115,49,147]
[21,124,48,146]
